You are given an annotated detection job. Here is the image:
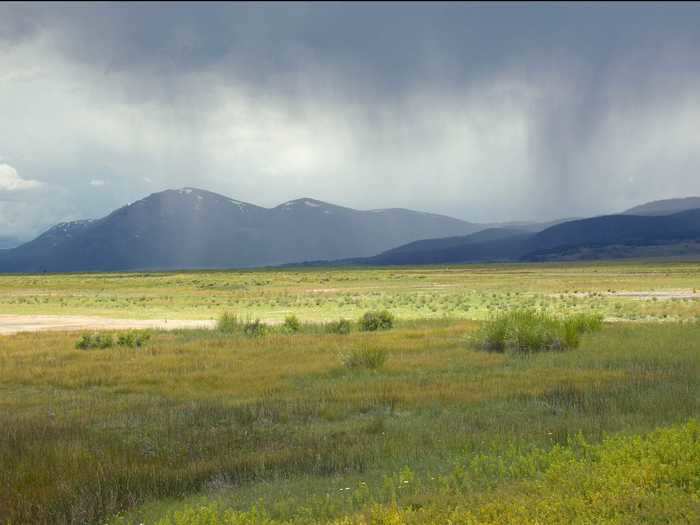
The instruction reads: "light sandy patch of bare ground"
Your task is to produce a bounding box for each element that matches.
[609,290,699,300]
[0,315,216,335]
[557,290,700,300]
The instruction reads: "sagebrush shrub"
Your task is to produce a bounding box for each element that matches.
[243,319,267,337]
[358,310,394,331]
[75,333,114,350]
[325,318,352,335]
[282,315,301,333]
[117,331,151,348]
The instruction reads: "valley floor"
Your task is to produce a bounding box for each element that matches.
[1,261,699,524]
[0,260,699,323]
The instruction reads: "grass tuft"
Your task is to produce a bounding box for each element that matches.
[474,309,603,353]
[75,333,114,349]
[243,319,267,337]
[217,312,241,333]
[341,346,388,370]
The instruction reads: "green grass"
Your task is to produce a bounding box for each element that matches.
[2,262,700,524]
[340,346,388,370]
[474,310,603,353]
[325,319,352,335]
[1,317,699,524]
[147,420,700,524]
[216,312,241,333]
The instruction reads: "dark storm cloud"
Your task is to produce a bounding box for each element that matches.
[1,2,700,237]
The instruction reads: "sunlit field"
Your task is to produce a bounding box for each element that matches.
[1,261,699,524]
[1,261,700,322]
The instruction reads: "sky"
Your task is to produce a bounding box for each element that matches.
[1,2,700,238]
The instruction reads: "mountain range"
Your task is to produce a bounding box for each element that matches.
[1,190,700,273]
[0,188,484,272]
[345,208,700,267]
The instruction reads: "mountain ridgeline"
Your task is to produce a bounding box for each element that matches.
[623,197,700,216]
[2,189,700,273]
[346,208,700,266]
[0,188,483,272]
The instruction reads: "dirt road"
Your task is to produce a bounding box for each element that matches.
[0,315,216,335]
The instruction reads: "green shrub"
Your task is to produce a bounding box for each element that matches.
[567,312,604,334]
[243,319,267,337]
[116,331,151,348]
[341,347,387,370]
[477,314,510,352]
[217,312,241,333]
[358,310,394,331]
[474,309,603,354]
[75,333,114,350]
[325,318,352,335]
[282,315,301,333]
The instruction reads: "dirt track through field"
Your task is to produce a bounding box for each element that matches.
[0,315,216,335]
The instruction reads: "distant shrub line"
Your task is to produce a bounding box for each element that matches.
[75,331,150,350]
[215,310,395,337]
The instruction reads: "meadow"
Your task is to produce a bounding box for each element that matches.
[0,261,699,323]
[1,261,699,524]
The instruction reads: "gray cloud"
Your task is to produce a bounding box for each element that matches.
[1,2,700,238]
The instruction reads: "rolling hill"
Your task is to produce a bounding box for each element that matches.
[4,188,700,273]
[623,197,700,216]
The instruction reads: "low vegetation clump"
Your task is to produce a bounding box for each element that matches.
[325,318,352,334]
[116,331,151,348]
[243,319,267,337]
[217,312,240,333]
[475,309,603,353]
[76,331,151,349]
[75,332,114,349]
[217,313,268,337]
[341,346,387,370]
[282,315,301,333]
[358,310,394,331]
[567,312,604,333]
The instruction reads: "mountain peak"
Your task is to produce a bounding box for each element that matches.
[276,198,339,211]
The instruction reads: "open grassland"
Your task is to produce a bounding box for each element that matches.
[1,314,699,524]
[0,261,699,322]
